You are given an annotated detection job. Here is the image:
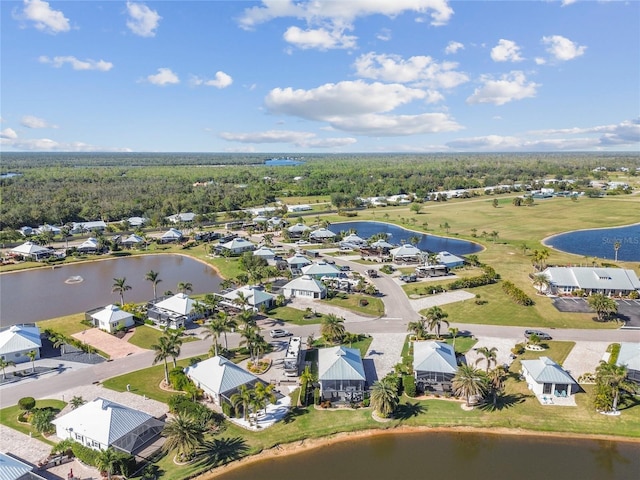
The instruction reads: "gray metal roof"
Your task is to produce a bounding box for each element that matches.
[617,342,640,372]
[318,346,366,381]
[413,341,457,374]
[543,267,640,291]
[185,356,258,395]
[0,325,42,356]
[0,453,34,480]
[283,275,326,293]
[521,357,576,385]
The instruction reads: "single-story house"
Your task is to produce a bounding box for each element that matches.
[436,251,465,268]
[126,216,148,227]
[9,242,51,261]
[35,224,61,235]
[88,304,134,333]
[309,228,336,243]
[520,356,578,400]
[287,204,312,213]
[159,228,183,244]
[390,244,423,263]
[166,212,196,224]
[121,234,145,249]
[287,253,312,269]
[541,267,640,296]
[318,346,366,403]
[370,239,394,250]
[281,275,327,299]
[220,286,275,312]
[287,223,311,238]
[146,293,197,329]
[616,342,640,385]
[218,237,255,255]
[184,356,265,407]
[413,341,457,393]
[71,221,107,234]
[301,261,340,279]
[341,233,366,247]
[52,397,164,454]
[76,237,100,254]
[253,246,276,263]
[19,226,33,236]
[0,452,46,480]
[0,324,42,364]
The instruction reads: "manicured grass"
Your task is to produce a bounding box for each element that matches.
[0,400,66,445]
[38,313,87,337]
[322,294,384,317]
[127,325,198,350]
[268,306,324,325]
[509,341,576,374]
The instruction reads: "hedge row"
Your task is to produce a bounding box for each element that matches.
[447,265,499,290]
[502,281,535,306]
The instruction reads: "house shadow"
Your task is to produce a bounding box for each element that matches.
[394,401,426,420]
[477,393,525,412]
[196,437,248,468]
[282,405,309,424]
[362,358,378,385]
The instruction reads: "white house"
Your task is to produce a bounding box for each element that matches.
[287,223,311,238]
[184,356,264,407]
[390,244,423,263]
[436,251,465,268]
[0,452,46,480]
[0,324,42,364]
[287,253,312,269]
[616,343,640,385]
[287,204,312,213]
[166,212,196,223]
[309,228,336,243]
[219,238,255,255]
[89,305,134,333]
[71,221,107,234]
[146,293,197,329]
[35,224,61,235]
[253,246,276,263]
[520,356,578,403]
[9,242,51,261]
[121,234,145,249]
[126,216,148,227]
[413,341,457,393]
[159,228,183,243]
[221,286,275,312]
[281,275,327,299]
[76,237,99,253]
[341,233,367,247]
[318,346,366,403]
[542,267,640,296]
[301,261,340,279]
[52,398,164,454]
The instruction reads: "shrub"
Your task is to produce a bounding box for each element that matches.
[362,397,370,407]
[501,281,535,306]
[359,299,369,307]
[71,443,101,467]
[511,343,525,355]
[18,397,36,411]
[402,375,417,398]
[314,387,321,406]
[221,402,235,418]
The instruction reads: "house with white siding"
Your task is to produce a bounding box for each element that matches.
[0,325,42,365]
[542,267,640,296]
[318,346,366,403]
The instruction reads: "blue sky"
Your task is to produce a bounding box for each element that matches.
[1,0,639,153]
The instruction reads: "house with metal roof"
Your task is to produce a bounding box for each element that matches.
[309,228,336,243]
[436,251,465,268]
[218,237,255,255]
[413,341,458,393]
[281,275,327,299]
[520,356,578,404]
[542,267,640,296]
[35,224,61,235]
[390,244,423,263]
[159,228,183,244]
[286,253,312,269]
[87,305,134,333]
[146,293,197,329]
[220,286,275,312]
[184,356,265,407]
[9,242,51,261]
[340,233,367,247]
[287,223,311,238]
[126,216,148,227]
[166,212,196,223]
[301,261,340,279]
[616,342,640,385]
[253,246,276,263]
[318,346,366,403]
[52,398,164,454]
[0,324,42,365]
[76,237,100,254]
[71,221,107,234]
[0,452,46,480]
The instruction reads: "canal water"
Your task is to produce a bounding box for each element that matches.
[213,431,639,480]
[545,223,640,262]
[0,254,221,327]
[329,221,482,255]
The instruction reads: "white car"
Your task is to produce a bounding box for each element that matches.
[270,329,292,338]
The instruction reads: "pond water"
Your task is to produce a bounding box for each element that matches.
[329,221,482,256]
[264,158,305,166]
[544,223,640,262]
[0,254,221,327]
[214,431,639,480]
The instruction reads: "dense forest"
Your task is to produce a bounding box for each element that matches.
[1,152,638,230]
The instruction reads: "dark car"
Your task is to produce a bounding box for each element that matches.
[524,329,552,340]
[270,329,292,338]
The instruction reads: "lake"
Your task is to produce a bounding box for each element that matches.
[214,431,639,480]
[0,254,221,327]
[329,221,482,256]
[544,223,640,262]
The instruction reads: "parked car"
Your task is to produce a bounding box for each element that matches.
[339,265,350,271]
[270,329,292,338]
[400,274,417,282]
[524,329,552,340]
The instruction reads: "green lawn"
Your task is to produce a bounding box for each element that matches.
[128,325,198,350]
[322,294,384,317]
[509,341,576,374]
[267,306,324,325]
[0,400,66,446]
[38,313,87,337]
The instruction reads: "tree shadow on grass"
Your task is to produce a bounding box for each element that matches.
[394,401,426,420]
[282,406,309,424]
[196,437,249,469]
[477,393,525,412]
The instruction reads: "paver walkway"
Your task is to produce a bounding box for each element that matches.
[363,333,407,382]
[71,328,147,359]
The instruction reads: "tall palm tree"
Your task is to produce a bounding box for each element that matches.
[424,306,449,339]
[448,327,459,351]
[26,350,37,373]
[613,240,621,262]
[165,329,183,368]
[532,273,550,294]
[48,332,68,355]
[203,318,226,357]
[177,282,193,294]
[452,364,487,407]
[253,382,277,416]
[0,358,16,380]
[230,385,255,424]
[151,336,174,385]
[112,277,132,305]
[321,314,345,344]
[487,366,508,408]
[233,291,250,311]
[474,346,498,373]
[370,377,399,418]
[217,310,236,351]
[587,293,618,322]
[595,361,636,412]
[70,396,86,409]
[407,319,426,340]
[96,448,120,480]
[162,413,206,461]
[145,270,162,299]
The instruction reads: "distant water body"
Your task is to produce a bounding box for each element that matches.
[545,223,640,262]
[264,158,305,166]
[329,221,482,256]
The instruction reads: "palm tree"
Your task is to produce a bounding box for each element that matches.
[613,240,621,262]
[487,366,508,408]
[587,293,618,322]
[230,384,255,424]
[233,291,250,311]
[253,382,277,415]
[595,361,637,412]
[370,377,399,418]
[177,282,193,294]
[0,358,16,380]
[112,277,131,305]
[407,319,426,340]
[452,364,487,407]
[145,270,162,299]
[162,413,206,461]
[151,336,174,385]
[532,273,550,294]
[448,327,459,351]
[48,332,68,355]
[203,318,226,357]
[96,447,120,480]
[424,306,449,339]
[27,350,37,373]
[165,329,183,368]
[69,396,86,409]
[474,346,498,373]
[321,314,346,344]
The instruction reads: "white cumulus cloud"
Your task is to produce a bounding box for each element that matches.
[0,128,18,139]
[542,35,586,62]
[38,55,113,71]
[283,26,357,50]
[146,68,179,86]
[490,39,523,62]
[328,112,463,136]
[16,0,70,34]
[467,71,539,106]
[126,1,161,37]
[444,41,464,55]
[20,115,57,129]
[191,71,233,89]
[0,129,131,151]
[219,130,357,148]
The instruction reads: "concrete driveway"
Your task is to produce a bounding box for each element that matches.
[71,328,147,359]
[561,341,610,380]
[464,336,520,370]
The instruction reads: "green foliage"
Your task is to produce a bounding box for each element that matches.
[501,281,535,306]
[30,408,56,434]
[314,387,321,406]
[18,397,36,411]
[71,442,101,467]
[447,265,498,290]
[608,343,621,365]
[221,402,235,418]
[402,375,417,398]
[168,368,190,391]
